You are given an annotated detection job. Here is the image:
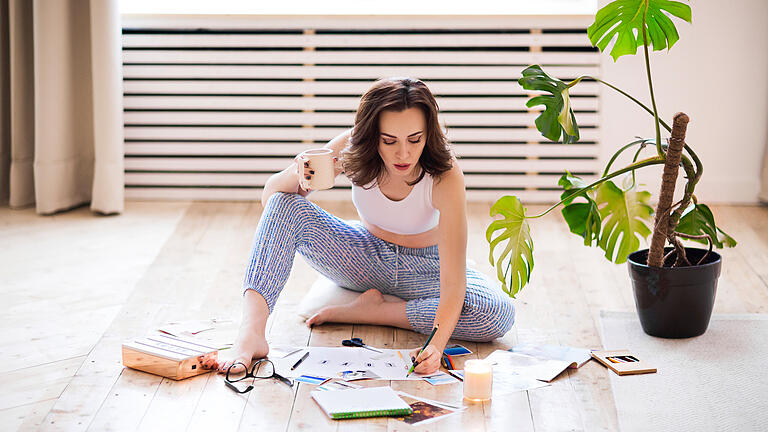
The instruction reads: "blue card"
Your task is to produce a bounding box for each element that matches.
[444,345,472,356]
[295,375,330,385]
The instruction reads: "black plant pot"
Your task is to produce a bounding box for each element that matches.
[627,247,721,338]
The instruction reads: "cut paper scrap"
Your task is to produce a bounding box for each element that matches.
[339,370,380,381]
[269,347,303,359]
[423,372,460,386]
[156,317,237,350]
[510,343,592,369]
[491,368,549,396]
[485,349,572,382]
[316,381,363,392]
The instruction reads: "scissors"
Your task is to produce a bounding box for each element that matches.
[341,337,383,353]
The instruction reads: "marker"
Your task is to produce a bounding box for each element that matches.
[406,325,439,377]
[291,351,309,370]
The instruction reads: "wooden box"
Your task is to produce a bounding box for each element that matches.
[122,333,218,380]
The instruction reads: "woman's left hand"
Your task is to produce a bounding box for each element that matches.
[409,344,442,375]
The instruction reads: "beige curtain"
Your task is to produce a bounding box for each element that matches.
[0,0,123,215]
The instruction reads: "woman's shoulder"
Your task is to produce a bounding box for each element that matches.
[431,159,465,210]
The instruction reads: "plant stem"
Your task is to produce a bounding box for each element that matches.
[570,75,705,175]
[601,139,652,177]
[580,76,673,133]
[641,7,663,158]
[528,157,665,219]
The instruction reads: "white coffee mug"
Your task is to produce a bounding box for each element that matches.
[298,148,335,191]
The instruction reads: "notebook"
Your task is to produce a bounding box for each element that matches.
[311,386,413,420]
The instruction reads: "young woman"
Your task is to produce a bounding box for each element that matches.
[213,77,515,375]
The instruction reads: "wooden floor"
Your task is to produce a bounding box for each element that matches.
[2,200,767,431]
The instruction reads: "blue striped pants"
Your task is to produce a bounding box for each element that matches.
[243,192,515,342]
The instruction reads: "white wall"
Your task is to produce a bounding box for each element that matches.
[597,0,768,204]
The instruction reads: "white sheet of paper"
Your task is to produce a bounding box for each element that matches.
[492,368,550,395]
[510,343,592,368]
[485,349,572,382]
[274,347,427,380]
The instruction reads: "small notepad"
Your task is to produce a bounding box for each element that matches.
[311,386,413,420]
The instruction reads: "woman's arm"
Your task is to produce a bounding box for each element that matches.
[260,128,352,207]
[411,163,468,373]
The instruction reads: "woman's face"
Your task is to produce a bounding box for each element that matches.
[377,107,427,182]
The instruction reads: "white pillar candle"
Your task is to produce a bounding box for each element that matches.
[463,359,493,401]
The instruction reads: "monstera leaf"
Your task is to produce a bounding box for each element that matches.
[595,180,654,263]
[518,65,579,144]
[587,0,692,61]
[486,196,534,298]
[676,203,737,248]
[559,173,601,247]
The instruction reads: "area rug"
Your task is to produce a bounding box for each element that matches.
[598,311,768,432]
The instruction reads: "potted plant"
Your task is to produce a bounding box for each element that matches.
[486,0,736,338]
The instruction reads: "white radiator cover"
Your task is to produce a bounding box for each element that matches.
[121,15,600,202]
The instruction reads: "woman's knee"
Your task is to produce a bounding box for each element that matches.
[263,192,311,218]
[474,299,516,341]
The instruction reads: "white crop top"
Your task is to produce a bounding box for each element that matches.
[351,173,440,235]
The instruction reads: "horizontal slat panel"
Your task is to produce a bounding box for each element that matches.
[123,95,600,111]
[124,172,595,189]
[123,157,599,173]
[124,142,598,158]
[121,15,595,31]
[123,111,599,127]
[123,126,600,142]
[123,80,600,95]
[123,65,598,80]
[124,186,563,203]
[123,50,599,65]
[123,33,593,48]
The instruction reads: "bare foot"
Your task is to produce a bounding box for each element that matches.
[306,288,386,327]
[203,329,270,374]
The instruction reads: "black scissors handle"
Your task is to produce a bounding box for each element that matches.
[342,337,364,347]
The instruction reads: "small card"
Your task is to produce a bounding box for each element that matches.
[423,372,460,386]
[316,380,363,391]
[591,349,656,376]
[338,370,381,381]
[443,344,473,356]
[295,375,330,385]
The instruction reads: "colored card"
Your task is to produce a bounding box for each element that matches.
[443,344,473,356]
[423,372,460,386]
[338,370,381,381]
[295,375,330,385]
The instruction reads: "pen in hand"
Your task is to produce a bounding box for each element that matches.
[406,325,439,377]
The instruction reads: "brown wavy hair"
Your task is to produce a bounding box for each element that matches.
[342,77,453,188]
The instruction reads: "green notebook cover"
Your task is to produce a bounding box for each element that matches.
[311,386,413,420]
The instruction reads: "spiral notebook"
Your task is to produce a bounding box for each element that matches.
[311,386,413,420]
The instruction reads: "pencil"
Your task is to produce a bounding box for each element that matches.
[406,325,439,377]
[291,351,309,370]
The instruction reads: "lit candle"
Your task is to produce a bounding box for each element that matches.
[463,359,492,401]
